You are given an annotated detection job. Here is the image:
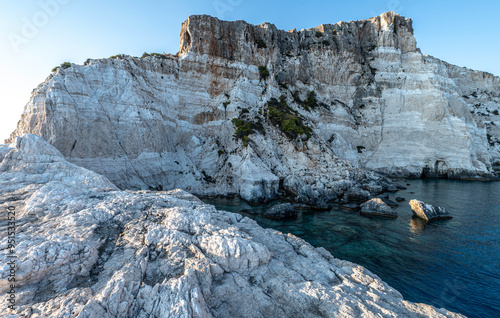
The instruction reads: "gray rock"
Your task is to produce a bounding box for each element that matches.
[378,197,399,207]
[396,197,406,202]
[360,198,398,218]
[342,186,371,203]
[409,199,452,221]
[0,135,464,318]
[262,203,297,219]
[283,175,302,197]
[387,185,400,192]
[362,183,383,195]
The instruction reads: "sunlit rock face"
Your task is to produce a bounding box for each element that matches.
[8,12,500,203]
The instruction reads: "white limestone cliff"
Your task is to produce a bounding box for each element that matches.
[7,12,500,204]
[0,135,464,317]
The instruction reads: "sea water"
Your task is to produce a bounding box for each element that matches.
[202,179,500,318]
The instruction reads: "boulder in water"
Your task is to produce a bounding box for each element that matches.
[409,199,452,221]
[262,202,297,219]
[360,198,398,218]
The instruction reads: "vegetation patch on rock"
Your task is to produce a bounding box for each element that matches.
[256,39,267,48]
[51,62,71,72]
[292,90,318,111]
[259,65,270,80]
[141,52,168,59]
[267,95,312,140]
[232,110,265,147]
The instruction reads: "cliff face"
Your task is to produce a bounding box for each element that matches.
[8,12,500,203]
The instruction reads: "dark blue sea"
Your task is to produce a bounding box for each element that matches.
[202,179,500,318]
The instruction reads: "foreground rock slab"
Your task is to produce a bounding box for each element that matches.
[360,198,398,218]
[409,199,453,222]
[0,135,464,317]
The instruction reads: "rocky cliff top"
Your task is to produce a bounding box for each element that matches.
[179,11,417,61]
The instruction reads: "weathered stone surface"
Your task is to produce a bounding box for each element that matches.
[378,197,399,207]
[262,202,297,219]
[409,199,452,221]
[7,12,500,204]
[0,134,117,193]
[0,135,465,318]
[360,198,398,218]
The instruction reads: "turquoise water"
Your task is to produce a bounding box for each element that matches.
[202,179,500,318]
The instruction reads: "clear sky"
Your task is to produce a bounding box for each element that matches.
[1,0,499,142]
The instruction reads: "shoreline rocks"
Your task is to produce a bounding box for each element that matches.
[360,198,398,218]
[0,135,465,318]
[409,199,452,221]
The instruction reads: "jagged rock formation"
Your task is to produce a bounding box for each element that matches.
[0,135,464,317]
[7,12,500,204]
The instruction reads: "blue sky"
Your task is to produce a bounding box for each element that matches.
[1,0,499,141]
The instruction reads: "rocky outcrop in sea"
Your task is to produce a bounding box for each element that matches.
[7,12,500,206]
[409,199,452,221]
[0,135,464,317]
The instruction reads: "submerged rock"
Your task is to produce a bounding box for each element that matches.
[360,198,398,218]
[0,136,465,318]
[409,199,452,221]
[262,202,297,219]
[396,197,406,202]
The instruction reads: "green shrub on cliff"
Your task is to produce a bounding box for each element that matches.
[52,62,72,72]
[150,53,167,59]
[232,113,265,147]
[303,91,318,109]
[109,54,126,59]
[267,96,312,140]
[291,90,318,111]
[256,39,267,48]
[141,52,167,59]
[292,90,302,104]
[259,66,270,80]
